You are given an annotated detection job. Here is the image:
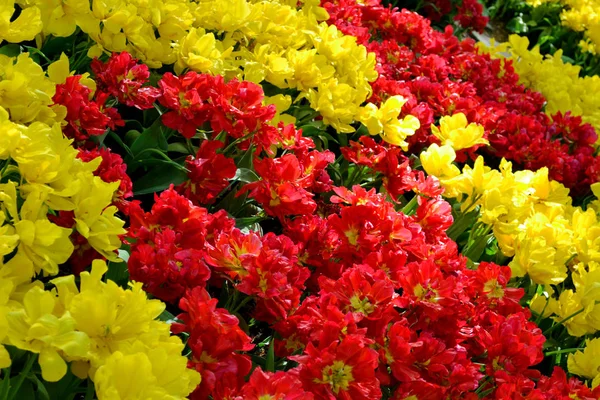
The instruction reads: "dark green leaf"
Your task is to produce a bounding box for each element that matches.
[266,340,275,372]
[168,142,191,154]
[124,130,142,147]
[133,164,188,195]
[158,309,177,323]
[29,375,50,400]
[107,131,134,157]
[0,369,11,399]
[233,168,259,183]
[13,380,34,400]
[130,119,168,157]
[446,209,480,241]
[106,255,130,288]
[237,146,254,170]
[0,44,21,57]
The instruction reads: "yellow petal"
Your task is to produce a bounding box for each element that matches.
[39,349,67,382]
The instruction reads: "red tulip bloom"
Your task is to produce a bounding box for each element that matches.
[292,334,381,400]
[235,368,314,400]
[176,140,237,205]
[91,51,160,109]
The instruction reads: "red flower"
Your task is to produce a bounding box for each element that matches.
[176,140,237,205]
[158,72,216,138]
[235,368,314,400]
[127,187,233,302]
[292,335,381,400]
[414,196,453,238]
[53,75,120,141]
[467,262,525,316]
[91,52,160,109]
[454,0,488,33]
[536,367,600,399]
[239,154,317,218]
[236,233,309,323]
[318,265,397,322]
[128,229,211,303]
[172,287,254,399]
[476,313,545,378]
[209,78,276,139]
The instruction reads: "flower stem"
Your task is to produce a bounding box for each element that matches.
[7,352,37,400]
[542,307,586,337]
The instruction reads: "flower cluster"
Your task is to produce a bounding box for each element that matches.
[482,35,600,140]
[0,259,200,397]
[0,0,424,144]
[0,52,197,398]
[323,0,600,195]
[522,0,600,55]
[3,0,600,398]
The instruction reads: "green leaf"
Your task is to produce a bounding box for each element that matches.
[446,208,480,242]
[29,375,50,400]
[464,233,495,262]
[133,164,188,195]
[507,15,528,33]
[0,369,11,399]
[158,309,177,323]
[84,379,94,400]
[130,119,168,157]
[168,142,191,154]
[108,131,133,157]
[233,168,259,183]
[106,251,130,288]
[266,339,275,373]
[0,44,21,57]
[13,380,34,400]
[124,130,142,147]
[237,145,254,170]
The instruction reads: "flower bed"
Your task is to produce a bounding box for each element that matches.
[1,1,600,399]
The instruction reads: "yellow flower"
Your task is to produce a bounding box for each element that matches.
[26,0,93,37]
[312,24,355,62]
[357,96,420,150]
[529,285,557,319]
[94,343,200,400]
[175,27,234,75]
[420,143,461,180]
[553,290,596,337]
[73,176,126,261]
[0,182,73,276]
[52,260,167,367]
[591,182,600,213]
[0,1,42,44]
[306,79,360,133]
[47,53,72,85]
[571,208,600,264]
[0,106,21,160]
[12,122,78,192]
[0,269,14,369]
[0,53,60,125]
[287,48,335,90]
[568,338,600,387]
[509,211,574,284]
[431,113,488,150]
[5,286,89,382]
[265,94,296,126]
[0,209,18,257]
[573,262,600,307]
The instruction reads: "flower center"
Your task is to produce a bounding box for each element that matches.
[317,360,354,394]
[349,295,375,315]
